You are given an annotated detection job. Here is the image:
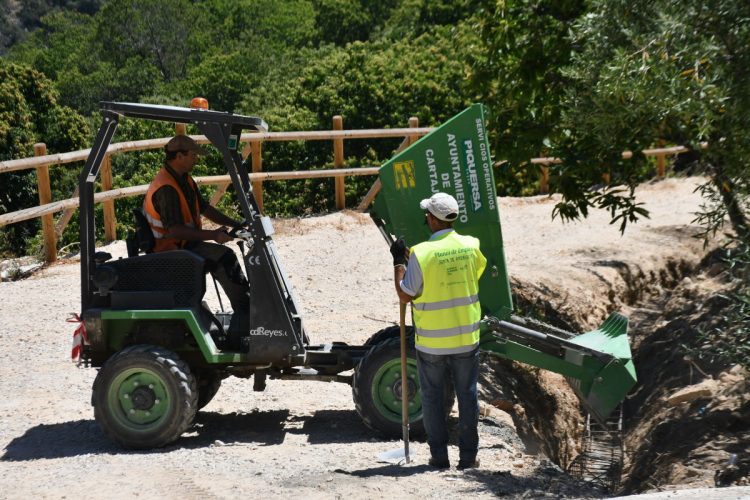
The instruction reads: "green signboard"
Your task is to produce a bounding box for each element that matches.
[372,104,513,319]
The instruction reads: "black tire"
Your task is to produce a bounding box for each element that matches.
[196,371,223,410]
[352,336,454,438]
[92,345,198,449]
[363,324,415,347]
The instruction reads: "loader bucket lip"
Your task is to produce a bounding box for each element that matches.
[569,312,633,360]
[567,313,637,424]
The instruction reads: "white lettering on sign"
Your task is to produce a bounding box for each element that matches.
[476,118,496,211]
[447,134,468,223]
[441,172,451,189]
[249,327,288,337]
[426,149,439,193]
[475,118,486,142]
[463,139,482,212]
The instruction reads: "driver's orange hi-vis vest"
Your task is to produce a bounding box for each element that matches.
[143,168,202,252]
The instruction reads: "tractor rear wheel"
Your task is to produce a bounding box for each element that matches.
[363,324,415,347]
[92,345,197,449]
[352,336,454,438]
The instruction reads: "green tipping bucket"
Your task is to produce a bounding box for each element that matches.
[372,104,636,422]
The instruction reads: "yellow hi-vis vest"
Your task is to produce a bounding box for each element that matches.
[411,230,486,355]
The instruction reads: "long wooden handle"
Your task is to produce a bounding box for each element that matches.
[399,301,410,463]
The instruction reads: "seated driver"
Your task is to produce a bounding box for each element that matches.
[143,135,250,317]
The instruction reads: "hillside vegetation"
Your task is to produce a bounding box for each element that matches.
[0,0,748,370]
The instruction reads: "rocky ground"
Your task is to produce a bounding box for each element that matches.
[0,176,747,499]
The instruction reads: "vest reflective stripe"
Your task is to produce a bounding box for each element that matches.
[415,343,478,355]
[413,294,479,311]
[143,167,202,252]
[416,321,482,338]
[412,231,486,354]
[143,211,195,238]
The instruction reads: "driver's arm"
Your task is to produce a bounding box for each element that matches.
[202,205,241,228]
[155,186,232,243]
[163,223,231,244]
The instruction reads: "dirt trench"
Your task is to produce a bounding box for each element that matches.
[484,248,749,494]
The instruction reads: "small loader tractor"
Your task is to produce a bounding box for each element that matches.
[76,101,636,449]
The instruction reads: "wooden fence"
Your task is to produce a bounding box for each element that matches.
[0,115,694,263]
[0,117,428,263]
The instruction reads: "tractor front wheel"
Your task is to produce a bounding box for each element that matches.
[92,345,198,449]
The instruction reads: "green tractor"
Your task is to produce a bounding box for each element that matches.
[76,102,636,449]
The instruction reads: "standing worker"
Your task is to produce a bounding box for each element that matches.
[143,135,250,319]
[390,192,486,470]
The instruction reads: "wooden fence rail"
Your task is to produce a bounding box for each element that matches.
[0,118,427,262]
[0,114,699,263]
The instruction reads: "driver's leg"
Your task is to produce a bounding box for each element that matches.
[185,241,249,312]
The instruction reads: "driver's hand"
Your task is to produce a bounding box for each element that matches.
[228,219,248,237]
[213,227,232,244]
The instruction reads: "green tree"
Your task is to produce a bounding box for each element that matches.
[551,0,749,235]
[474,0,750,367]
[7,10,161,114]
[470,0,587,197]
[472,0,749,236]
[95,0,206,83]
[0,61,89,256]
[313,0,373,45]
[0,0,103,53]
[7,11,96,78]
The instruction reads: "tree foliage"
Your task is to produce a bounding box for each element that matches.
[0,61,89,256]
[473,0,749,237]
[1,0,748,276]
[0,0,103,53]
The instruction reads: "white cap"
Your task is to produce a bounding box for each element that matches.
[419,192,459,222]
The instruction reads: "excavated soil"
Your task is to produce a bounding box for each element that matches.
[1,176,748,498]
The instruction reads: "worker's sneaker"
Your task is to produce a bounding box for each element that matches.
[428,457,450,469]
[457,458,480,470]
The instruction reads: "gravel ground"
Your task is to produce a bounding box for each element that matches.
[0,177,724,499]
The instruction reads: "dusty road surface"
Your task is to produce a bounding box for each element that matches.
[0,177,740,498]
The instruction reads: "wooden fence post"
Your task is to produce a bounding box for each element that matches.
[656,153,666,179]
[408,117,419,146]
[539,166,550,194]
[34,143,57,263]
[101,154,117,242]
[175,123,186,136]
[333,115,345,210]
[251,140,264,212]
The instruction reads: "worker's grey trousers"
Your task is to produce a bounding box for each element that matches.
[416,347,480,464]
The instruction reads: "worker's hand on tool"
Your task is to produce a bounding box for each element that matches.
[390,238,409,266]
[212,227,233,244]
